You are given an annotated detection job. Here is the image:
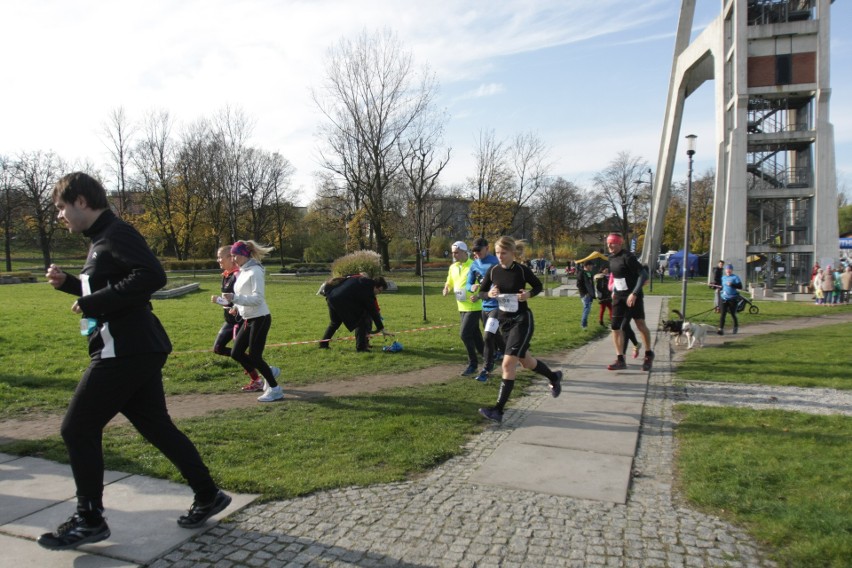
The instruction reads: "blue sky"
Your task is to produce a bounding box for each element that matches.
[2,0,850,205]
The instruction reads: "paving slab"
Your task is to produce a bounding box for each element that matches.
[509,409,641,456]
[0,456,130,525]
[0,454,257,566]
[0,532,138,568]
[470,440,635,503]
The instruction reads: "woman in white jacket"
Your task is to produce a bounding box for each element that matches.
[222,240,282,402]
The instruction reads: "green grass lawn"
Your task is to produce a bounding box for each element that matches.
[675,322,852,389]
[675,319,852,567]
[677,406,852,567]
[0,275,599,417]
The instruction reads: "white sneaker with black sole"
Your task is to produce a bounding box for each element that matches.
[258,385,284,402]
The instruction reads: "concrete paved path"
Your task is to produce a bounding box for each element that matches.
[0,453,256,566]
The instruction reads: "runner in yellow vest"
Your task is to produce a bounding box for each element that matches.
[443,241,483,376]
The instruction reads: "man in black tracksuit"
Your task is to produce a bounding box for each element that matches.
[321,275,390,351]
[40,172,231,550]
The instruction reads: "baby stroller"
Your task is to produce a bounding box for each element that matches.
[736,296,759,314]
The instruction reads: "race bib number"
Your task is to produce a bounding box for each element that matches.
[484,317,500,334]
[613,278,628,292]
[497,293,519,312]
[454,288,466,302]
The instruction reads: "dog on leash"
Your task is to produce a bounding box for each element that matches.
[662,310,685,345]
[681,320,714,349]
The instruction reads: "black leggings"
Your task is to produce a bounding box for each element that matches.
[231,314,277,385]
[719,298,739,330]
[61,353,217,504]
[213,321,254,374]
[481,310,506,371]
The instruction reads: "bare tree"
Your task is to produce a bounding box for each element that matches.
[314,28,437,269]
[132,109,184,257]
[592,151,649,241]
[1,155,20,271]
[171,119,217,259]
[467,129,515,238]
[241,148,295,244]
[399,113,450,275]
[212,105,255,243]
[304,180,351,262]
[12,150,65,268]
[534,177,595,260]
[101,107,136,218]
[508,131,550,229]
[399,123,450,319]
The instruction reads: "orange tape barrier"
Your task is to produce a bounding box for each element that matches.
[172,324,454,355]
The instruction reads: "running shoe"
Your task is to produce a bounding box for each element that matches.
[38,514,110,550]
[240,378,264,392]
[642,351,655,372]
[478,407,503,423]
[550,370,563,398]
[475,369,489,382]
[632,342,642,359]
[258,385,284,402]
[607,358,627,371]
[460,363,477,376]
[177,490,232,529]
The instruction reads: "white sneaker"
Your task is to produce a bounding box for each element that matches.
[257,385,284,402]
[270,366,281,379]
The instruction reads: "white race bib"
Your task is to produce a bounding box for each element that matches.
[497,293,519,312]
[454,288,466,302]
[484,317,500,334]
[613,277,628,292]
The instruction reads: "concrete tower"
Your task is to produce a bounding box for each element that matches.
[642,0,838,291]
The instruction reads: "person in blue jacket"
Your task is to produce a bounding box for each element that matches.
[718,263,743,335]
[466,237,505,382]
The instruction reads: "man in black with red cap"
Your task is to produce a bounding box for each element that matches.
[605,232,654,371]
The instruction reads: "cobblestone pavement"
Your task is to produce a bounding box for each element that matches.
[150,338,776,568]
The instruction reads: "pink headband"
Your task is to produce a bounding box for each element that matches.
[230,242,251,257]
[606,234,623,245]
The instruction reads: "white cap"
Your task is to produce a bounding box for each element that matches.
[451,241,468,252]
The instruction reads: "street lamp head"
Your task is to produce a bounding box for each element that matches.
[685,134,697,156]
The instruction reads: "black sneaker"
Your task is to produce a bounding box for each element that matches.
[38,513,110,550]
[177,490,232,529]
[642,351,655,372]
[607,358,627,371]
[550,370,563,398]
[478,407,503,423]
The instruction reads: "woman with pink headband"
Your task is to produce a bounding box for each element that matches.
[222,240,283,402]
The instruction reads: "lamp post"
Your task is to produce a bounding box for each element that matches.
[681,134,697,319]
[635,168,654,292]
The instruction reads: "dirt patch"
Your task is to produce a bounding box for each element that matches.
[0,363,464,445]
